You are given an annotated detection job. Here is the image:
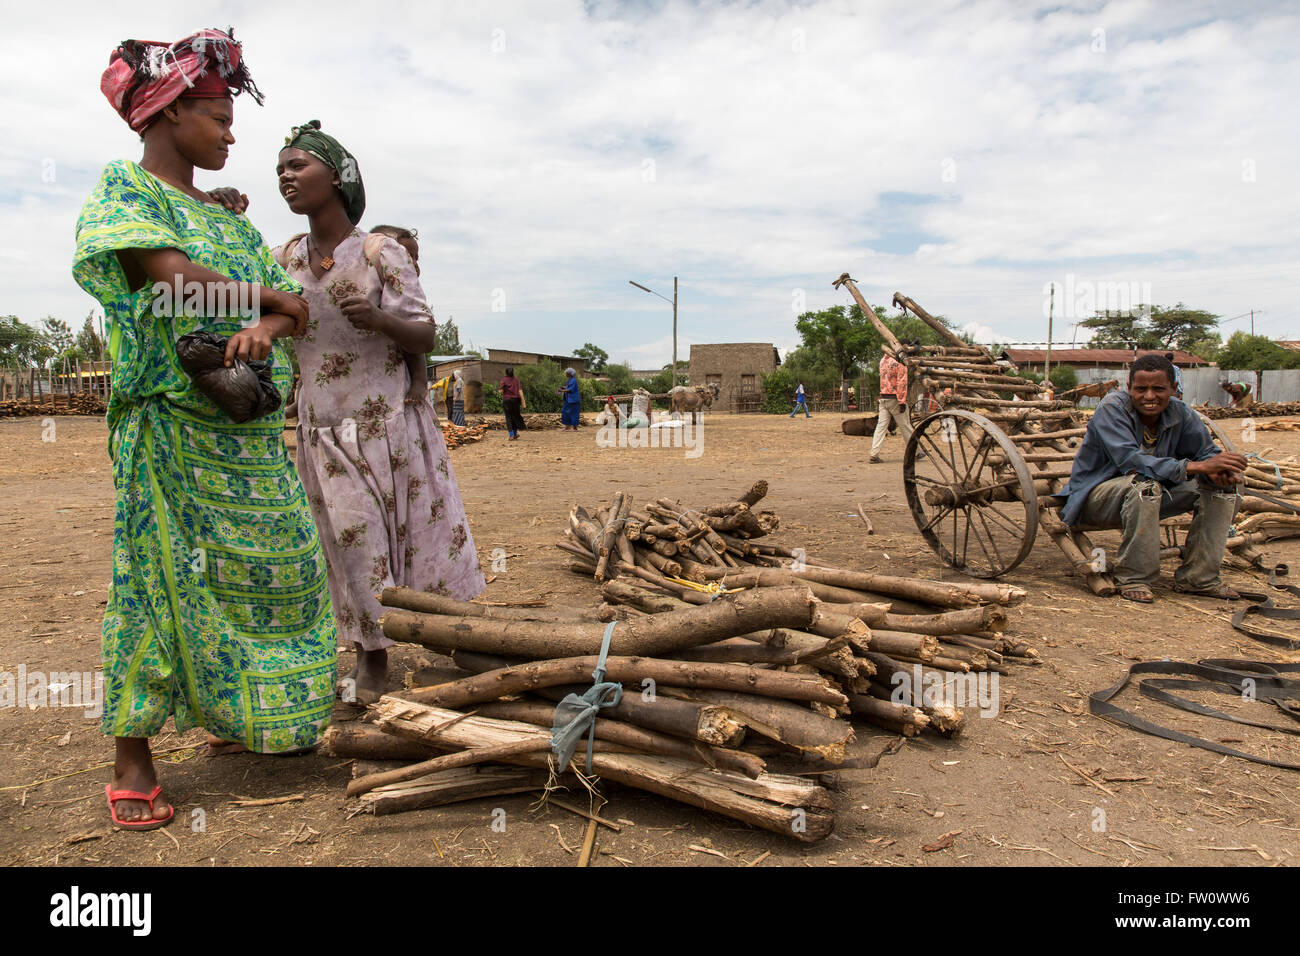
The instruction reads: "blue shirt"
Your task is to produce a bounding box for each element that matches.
[796,384,805,400]
[1059,390,1220,527]
[1172,364,1183,393]
[563,377,580,404]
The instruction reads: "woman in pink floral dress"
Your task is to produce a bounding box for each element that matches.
[273,121,484,702]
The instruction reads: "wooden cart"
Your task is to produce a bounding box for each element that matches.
[833,274,1239,594]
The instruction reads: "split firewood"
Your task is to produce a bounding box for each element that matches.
[357,765,551,815]
[371,696,835,842]
[347,738,554,798]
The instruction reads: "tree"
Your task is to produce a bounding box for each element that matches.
[641,361,689,394]
[1147,303,1219,351]
[574,343,608,374]
[1082,303,1221,353]
[1080,311,1156,350]
[1215,332,1300,373]
[603,362,634,394]
[76,312,106,362]
[0,316,51,368]
[794,305,876,411]
[431,319,462,355]
[42,317,75,365]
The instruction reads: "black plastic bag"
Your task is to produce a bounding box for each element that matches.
[175,331,282,423]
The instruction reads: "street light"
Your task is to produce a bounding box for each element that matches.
[630,277,678,387]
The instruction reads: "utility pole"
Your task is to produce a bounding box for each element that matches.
[1250,310,1254,336]
[670,277,681,390]
[1045,283,1054,384]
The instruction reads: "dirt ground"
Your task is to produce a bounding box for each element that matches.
[1,412,1298,868]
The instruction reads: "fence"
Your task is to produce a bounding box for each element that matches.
[1060,366,1300,407]
[1,361,112,403]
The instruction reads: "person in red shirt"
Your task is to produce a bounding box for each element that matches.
[870,346,915,463]
[500,366,525,439]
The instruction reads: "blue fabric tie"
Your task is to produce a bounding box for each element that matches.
[550,622,623,774]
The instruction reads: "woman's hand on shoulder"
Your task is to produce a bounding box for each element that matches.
[208,187,249,213]
[338,296,389,334]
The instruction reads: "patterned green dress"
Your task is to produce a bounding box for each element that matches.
[73,160,337,752]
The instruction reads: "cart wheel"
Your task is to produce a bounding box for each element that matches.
[1196,412,1237,454]
[903,409,1039,578]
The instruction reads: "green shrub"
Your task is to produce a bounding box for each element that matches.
[1048,365,1078,391]
[481,382,502,413]
[516,363,564,412]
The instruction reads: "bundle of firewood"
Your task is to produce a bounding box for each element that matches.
[469,413,593,431]
[0,393,107,417]
[439,421,490,449]
[1196,401,1300,420]
[326,481,1037,843]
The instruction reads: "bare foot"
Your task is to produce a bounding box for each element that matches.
[340,647,388,704]
[205,734,249,755]
[110,737,172,825]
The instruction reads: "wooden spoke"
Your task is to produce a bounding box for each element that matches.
[904,409,1038,578]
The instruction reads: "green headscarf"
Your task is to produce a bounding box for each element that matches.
[284,119,366,225]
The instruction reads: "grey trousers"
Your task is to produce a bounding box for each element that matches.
[871,396,914,456]
[1077,475,1239,589]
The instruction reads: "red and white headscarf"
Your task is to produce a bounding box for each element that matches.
[100,27,263,133]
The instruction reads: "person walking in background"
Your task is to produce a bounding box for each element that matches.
[500,366,525,439]
[789,381,811,418]
[870,345,916,463]
[450,368,467,426]
[558,367,581,430]
[1165,352,1183,398]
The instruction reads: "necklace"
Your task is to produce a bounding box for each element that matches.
[308,235,335,271]
[1143,424,1159,445]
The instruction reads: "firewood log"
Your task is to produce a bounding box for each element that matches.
[662,688,855,763]
[401,652,848,708]
[472,699,764,777]
[380,587,608,622]
[357,765,550,815]
[371,697,835,841]
[323,722,438,761]
[846,693,930,736]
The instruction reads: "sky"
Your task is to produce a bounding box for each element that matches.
[2,0,1298,367]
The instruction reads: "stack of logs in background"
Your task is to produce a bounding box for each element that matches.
[0,393,107,417]
[325,481,1038,844]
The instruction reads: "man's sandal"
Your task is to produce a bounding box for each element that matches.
[1119,584,1154,603]
[1173,584,1240,600]
[105,784,174,831]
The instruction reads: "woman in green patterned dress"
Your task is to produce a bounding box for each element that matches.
[73,30,337,829]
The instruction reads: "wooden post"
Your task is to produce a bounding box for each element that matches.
[891,292,972,350]
[832,274,902,352]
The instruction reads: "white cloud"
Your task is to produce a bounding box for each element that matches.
[2,0,1299,363]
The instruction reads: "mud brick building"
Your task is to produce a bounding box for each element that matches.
[688,342,781,412]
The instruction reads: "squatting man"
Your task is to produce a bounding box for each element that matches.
[1058,354,1247,604]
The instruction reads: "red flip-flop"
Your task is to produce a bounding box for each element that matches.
[105,784,174,831]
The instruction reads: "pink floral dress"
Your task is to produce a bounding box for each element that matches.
[283,229,485,650]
